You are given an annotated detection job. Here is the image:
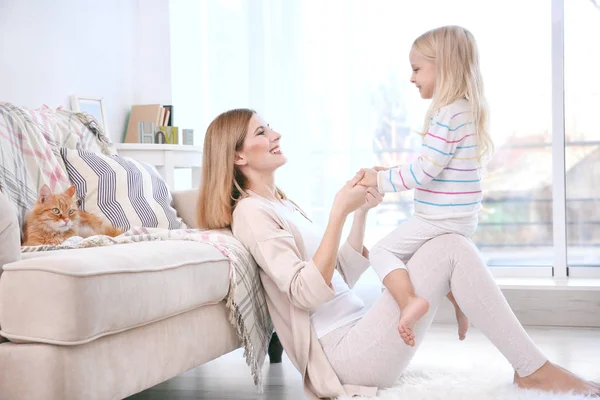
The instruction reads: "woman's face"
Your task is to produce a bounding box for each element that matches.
[235,114,287,173]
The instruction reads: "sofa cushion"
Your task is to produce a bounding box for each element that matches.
[0,240,230,345]
[60,148,186,231]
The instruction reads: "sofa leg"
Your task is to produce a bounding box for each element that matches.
[268,332,283,363]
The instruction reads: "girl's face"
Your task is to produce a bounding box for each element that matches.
[235,114,287,173]
[409,48,436,99]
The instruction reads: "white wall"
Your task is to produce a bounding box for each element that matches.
[0,0,171,143]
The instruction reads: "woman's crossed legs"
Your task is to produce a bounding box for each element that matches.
[320,234,599,396]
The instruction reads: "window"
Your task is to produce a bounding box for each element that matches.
[170,0,598,278]
[565,0,600,275]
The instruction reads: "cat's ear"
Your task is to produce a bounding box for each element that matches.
[65,185,76,198]
[39,185,52,203]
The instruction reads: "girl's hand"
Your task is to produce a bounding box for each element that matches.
[357,187,384,214]
[357,168,378,188]
[372,166,392,172]
[333,171,368,217]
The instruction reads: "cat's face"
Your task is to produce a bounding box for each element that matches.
[32,185,80,232]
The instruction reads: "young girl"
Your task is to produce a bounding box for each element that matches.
[359,25,493,347]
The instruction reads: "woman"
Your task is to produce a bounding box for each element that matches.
[197,109,599,399]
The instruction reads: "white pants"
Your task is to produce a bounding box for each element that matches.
[319,235,547,388]
[370,216,478,282]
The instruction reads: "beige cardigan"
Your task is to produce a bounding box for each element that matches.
[231,194,378,399]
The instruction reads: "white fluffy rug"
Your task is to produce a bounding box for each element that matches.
[351,368,593,400]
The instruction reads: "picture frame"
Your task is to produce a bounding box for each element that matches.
[70,95,109,136]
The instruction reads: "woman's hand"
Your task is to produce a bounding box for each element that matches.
[333,171,368,217]
[357,187,384,214]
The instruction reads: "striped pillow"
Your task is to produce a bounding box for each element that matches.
[60,148,186,230]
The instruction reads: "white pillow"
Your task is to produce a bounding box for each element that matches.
[60,148,186,230]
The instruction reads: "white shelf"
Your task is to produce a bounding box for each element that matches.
[114,143,203,189]
[114,143,203,152]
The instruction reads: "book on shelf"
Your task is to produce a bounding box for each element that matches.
[123,104,175,143]
[163,109,170,127]
[163,105,173,126]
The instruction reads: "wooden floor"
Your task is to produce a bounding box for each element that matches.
[127,324,600,400]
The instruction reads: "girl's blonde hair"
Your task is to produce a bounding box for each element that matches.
[413,25,494,160]
[197,108,286,229]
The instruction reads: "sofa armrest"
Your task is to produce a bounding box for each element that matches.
[0,190,21,273]
[1,190,21,343]
[172,189,199,229]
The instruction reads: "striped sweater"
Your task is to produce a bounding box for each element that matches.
[377,99,483,220]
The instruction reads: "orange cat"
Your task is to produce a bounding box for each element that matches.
[22,185,123,246]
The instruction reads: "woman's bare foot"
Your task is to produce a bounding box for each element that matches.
[455,308,469,341]
[513,362,600,396]
[398,297,429,347]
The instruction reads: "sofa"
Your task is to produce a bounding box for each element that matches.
[0,103,275,399]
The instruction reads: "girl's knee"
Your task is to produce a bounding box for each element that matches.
[369,244,405,267]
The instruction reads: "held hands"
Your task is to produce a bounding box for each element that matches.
[333,170,369,216]
[356,166,389,212]
[334,168,386,217]
[357,186,383,214]
[356,168,378,188]
[356,166,391,189]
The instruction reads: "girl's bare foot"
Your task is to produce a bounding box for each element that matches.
[398,296,429,347]
[398,325,415,347]
[455,308,469,341]
[513,362,600,396]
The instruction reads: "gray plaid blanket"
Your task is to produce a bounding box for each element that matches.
[22,227,273,388]
[0,102,115,230]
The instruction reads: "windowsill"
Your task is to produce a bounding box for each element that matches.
[356,272,600,327]
[359,268,600,291]
[495,277,600,291]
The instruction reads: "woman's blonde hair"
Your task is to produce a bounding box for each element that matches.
[197,108,286,229]
[413,25,494,160]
